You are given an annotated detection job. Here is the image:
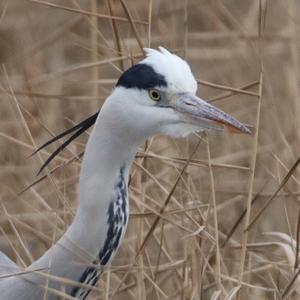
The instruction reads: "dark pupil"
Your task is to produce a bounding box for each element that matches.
[152,91,159,99]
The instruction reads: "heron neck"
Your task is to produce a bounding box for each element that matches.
[27,106,141,297]
[66,108,140,258]
[78,117,139,209]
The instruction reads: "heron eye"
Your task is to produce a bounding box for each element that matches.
[148,89,161,101]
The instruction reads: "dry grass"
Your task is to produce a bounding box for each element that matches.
[0,0,300,299]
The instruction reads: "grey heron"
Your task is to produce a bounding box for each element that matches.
[0,47,250,299]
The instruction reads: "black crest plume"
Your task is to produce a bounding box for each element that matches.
[34,112,99,175]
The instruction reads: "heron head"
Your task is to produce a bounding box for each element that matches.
[35,47,251,174]
[109,47,251,140]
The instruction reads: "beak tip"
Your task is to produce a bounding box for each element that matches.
[225,123,254,135]
[242,124,254,135]
[216,120,254,135]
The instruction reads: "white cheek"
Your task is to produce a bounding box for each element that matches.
[160,123,203,138]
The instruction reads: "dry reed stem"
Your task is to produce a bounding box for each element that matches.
[136,152,250,171]
[237,71,263,288]
[2,68,72,262]
[246,157,300,231]
[197,79,259,97]
[120,0,144,54]
[0,1,8,25]
[28,55,135,86]
[0,226,26,268]
[110,140,201,298]
[205,135,226,296]
[107,0,124,71]
[281,267,300,298]
[221,182,267,248]
[1,1,300,299]
[137,140,202,256]
[29,0,147,24]
[1,203,34,263]
[294,211,300,269]
[90,0,99,102]
[0,267,47,280]
[208,81,259,103]
[147,0,153,47]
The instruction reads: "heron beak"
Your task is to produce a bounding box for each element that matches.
[171,92,251,134]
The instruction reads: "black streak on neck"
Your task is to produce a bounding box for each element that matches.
[98,166,128,265]
[70,167,128,299]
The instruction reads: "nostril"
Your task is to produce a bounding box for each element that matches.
[185,102,196,107]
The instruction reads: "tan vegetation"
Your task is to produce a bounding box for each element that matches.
[0,0,300,299]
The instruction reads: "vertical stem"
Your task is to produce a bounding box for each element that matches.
[182,2,190,293]
[206,134,226,296]
[238,72,263,286]
[136,170,146,299]
[288,0,300,136]
[106,0,124,71]
[183,0,188,59]
[91,0,99,102]
[135,143,152,298]
[120,0,144,54]
[147,0,153,47]
[238,1,265,295]
[294,210,300,269]
[104,269,111,300]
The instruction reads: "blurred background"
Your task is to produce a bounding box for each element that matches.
[0,0,300,299]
